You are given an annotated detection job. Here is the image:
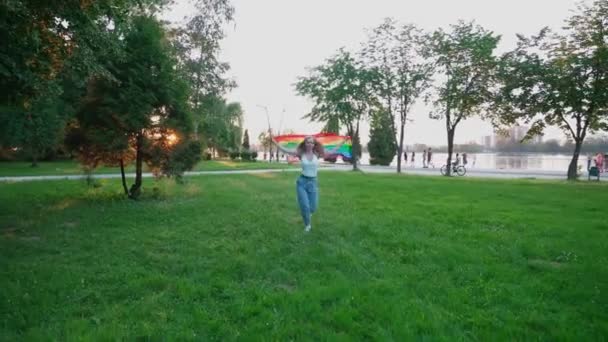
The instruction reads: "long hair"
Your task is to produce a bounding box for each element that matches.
[296,136,324,158]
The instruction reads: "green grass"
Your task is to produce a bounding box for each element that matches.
[0,159,294,177]
[1,173,607,339]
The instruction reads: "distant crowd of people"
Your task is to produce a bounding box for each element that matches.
[263,151,285,162]
[402,148,474,168]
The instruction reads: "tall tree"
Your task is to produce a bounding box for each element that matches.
[242,129,250,150]
[363,18,433,173]
[67,16,199,199]
[0,0,168,158]
[296,49,376,170]
[496,0,608,180]
[257,131,271,154]
[321,116,340,134]
[171,0,235,138]
[425,21,500,175]
[368,109,397,165]
[0,0,235,175]
[200,96,243,156]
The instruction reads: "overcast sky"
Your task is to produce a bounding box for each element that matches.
[166,0,583,146]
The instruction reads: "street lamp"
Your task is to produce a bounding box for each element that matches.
[257,104,273,162]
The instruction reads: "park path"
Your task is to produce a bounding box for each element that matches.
[1,163,604,182]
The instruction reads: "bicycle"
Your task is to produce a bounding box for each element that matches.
[440,163,466,176]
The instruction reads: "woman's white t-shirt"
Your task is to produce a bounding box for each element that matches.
[300,153,319,178]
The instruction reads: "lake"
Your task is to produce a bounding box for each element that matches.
[356,152,601,172]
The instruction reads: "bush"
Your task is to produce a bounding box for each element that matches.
[368,110,397,166]
[251,151,258,161]
[240,150,252,161]
[204,153,212,161]
[161,140,203,178]
[229,151,239,160]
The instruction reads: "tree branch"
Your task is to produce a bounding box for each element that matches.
[453,112,465,129]
[557,111,577,140]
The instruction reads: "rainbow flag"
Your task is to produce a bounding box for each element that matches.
[272,133,352,159]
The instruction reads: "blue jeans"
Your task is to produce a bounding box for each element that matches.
[296,175,318,226]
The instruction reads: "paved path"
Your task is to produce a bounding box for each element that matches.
[1,163,604,182]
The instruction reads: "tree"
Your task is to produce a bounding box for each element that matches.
[363,18,433,173]
[296,49,376,170]
[425,21,500,175]
[20,85,68,167]
[368,109,397,165]
[0,0,234,167]
[321,116,340,134]
[496,0,608,180]
[171,0,235,138]
[200,96,243,156]
[242,129,250,150]
[0,0,168,158]
[66,16,199,199]
[258,131,271,154]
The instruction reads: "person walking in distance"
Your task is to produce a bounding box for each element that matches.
[423,149,428,168]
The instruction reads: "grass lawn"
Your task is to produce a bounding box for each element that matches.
[1,172,607,339]
[0,159,294,177]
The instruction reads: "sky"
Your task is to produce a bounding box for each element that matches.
[165,0,583,146]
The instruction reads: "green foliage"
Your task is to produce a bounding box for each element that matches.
[240,150,252,161]
[147,140,203,179]
[0,0,234,175]
[257,131,272,152]
[242,129,250,150]
[1,82,71,165]
[363,19,433,172]
[200,96,243,155]
[251,151,258,161]
[296,49,377,169]
[66,16,196,198]
[171,0,235,137]
[229,151,239,160]
[0,0,167,153]
[425,21,500,174]
[368,110,397,165]
[321,116,340,134]
[496,0,608,179]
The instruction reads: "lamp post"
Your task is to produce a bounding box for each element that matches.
[257,105,273,162]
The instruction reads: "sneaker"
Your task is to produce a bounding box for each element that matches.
[305,225,311,232]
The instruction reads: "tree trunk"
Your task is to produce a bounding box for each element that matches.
[120,158,130,196]
[397,120,405,173]
[129,132,144,199]
[269,144,273,162]
[30,153,38,168]
[351,121,361,171]
[193,121,199,139]
[567,139,583,180]
[446,128,455,176]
